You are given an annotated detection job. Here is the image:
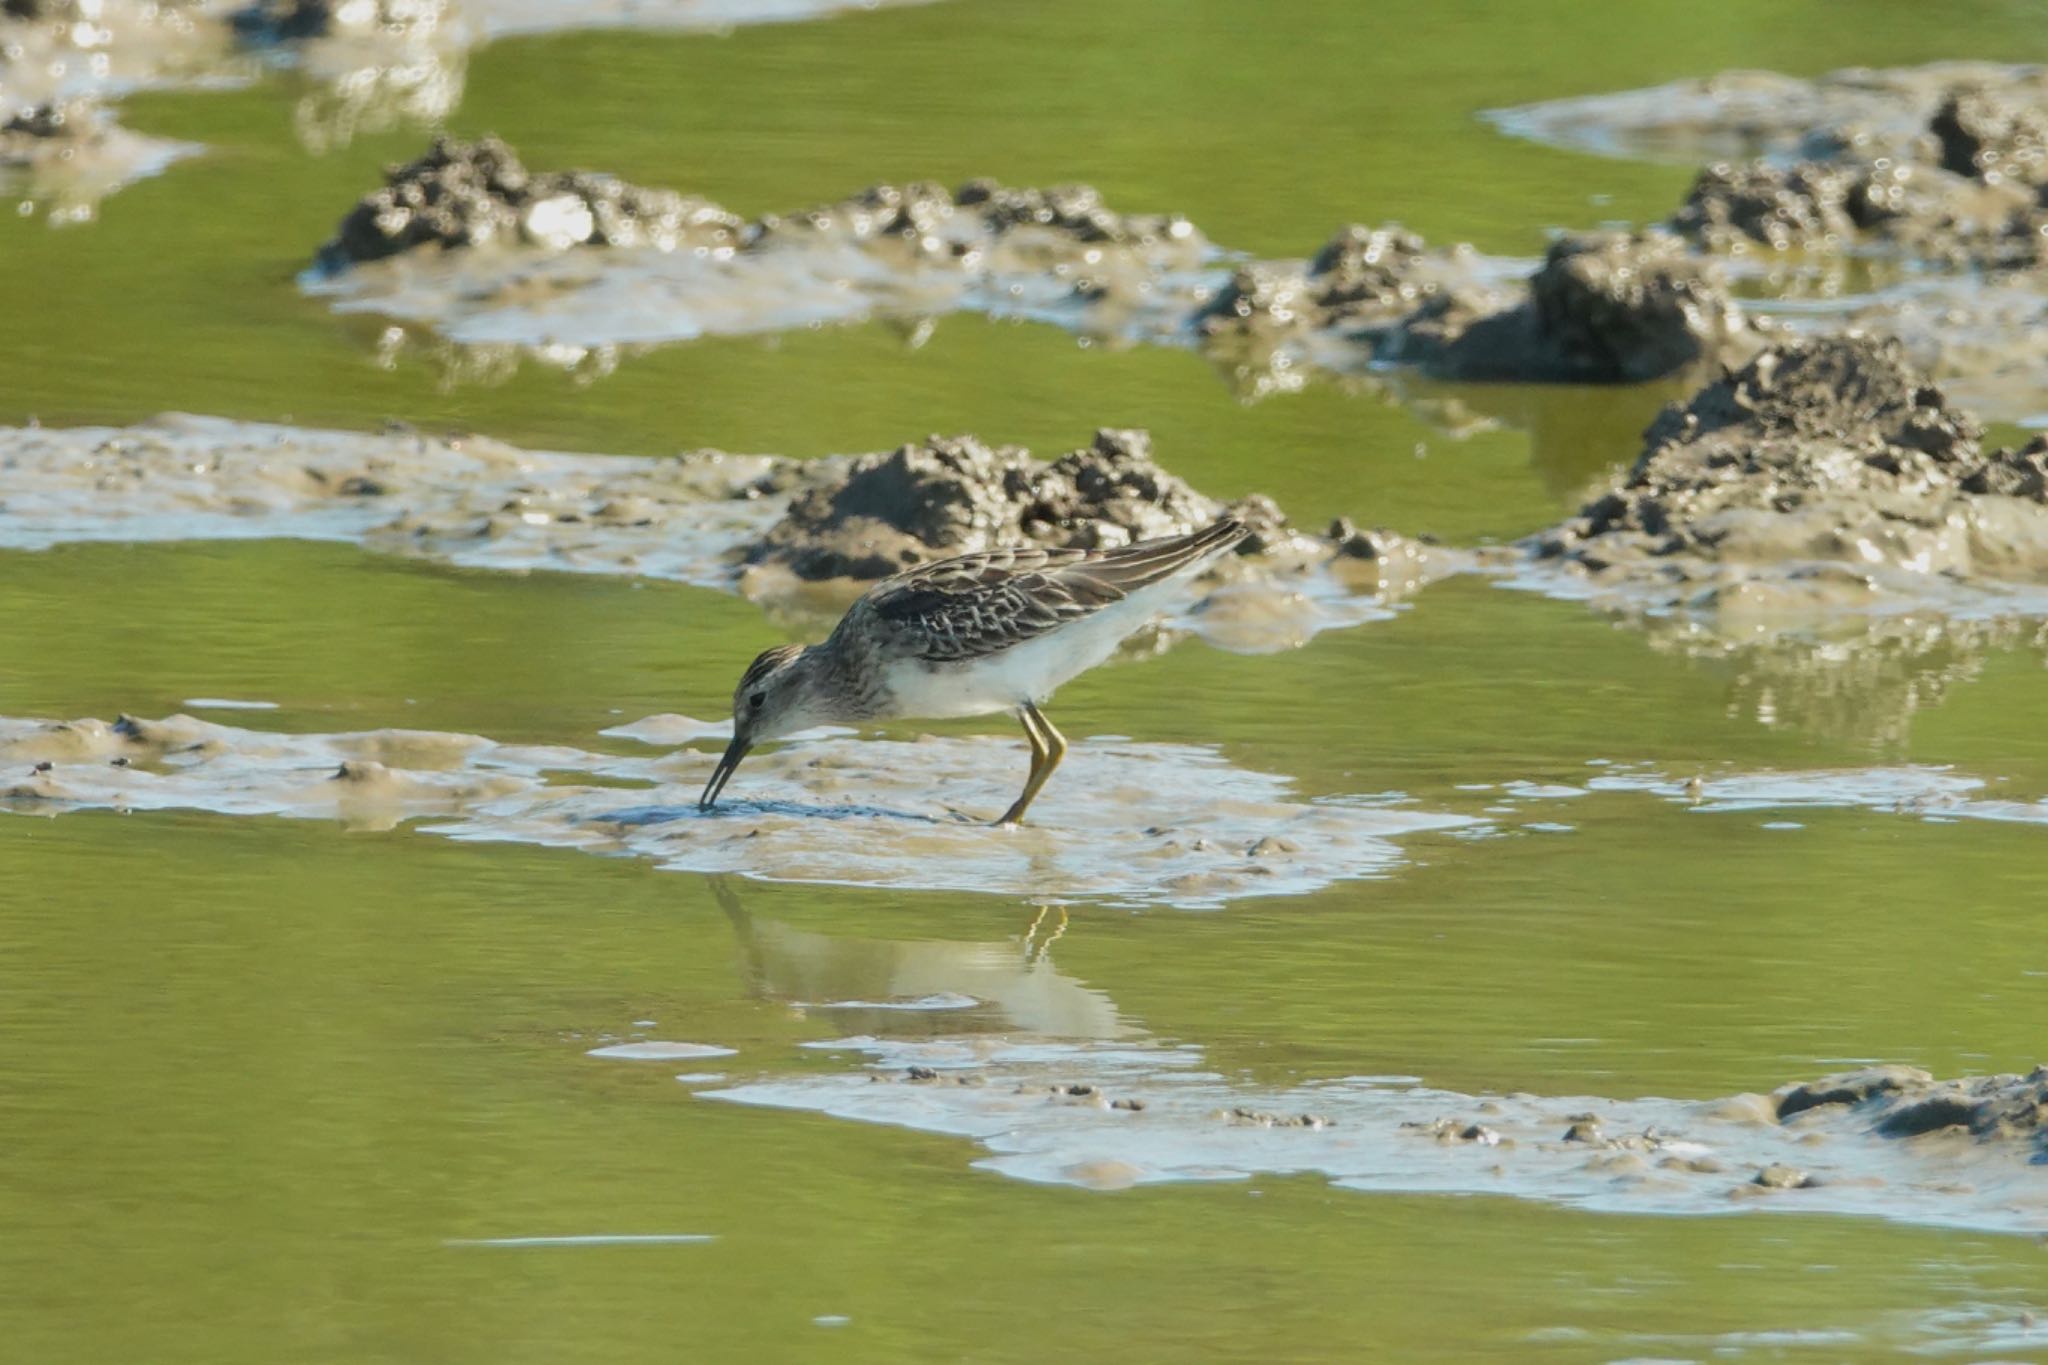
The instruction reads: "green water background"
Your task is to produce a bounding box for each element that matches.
[5,1,2048,1359]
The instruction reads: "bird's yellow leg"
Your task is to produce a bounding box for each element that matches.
[997,705,1049,825]
[997,702,1066,826]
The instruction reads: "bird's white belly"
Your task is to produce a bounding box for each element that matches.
[881,589,1170,720]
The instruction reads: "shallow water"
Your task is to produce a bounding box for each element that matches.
[6,1,2048,1361]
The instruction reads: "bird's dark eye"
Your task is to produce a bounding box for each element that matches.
[748,692,765,710]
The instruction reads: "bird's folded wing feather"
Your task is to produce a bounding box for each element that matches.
[861,546,1120,663]
[855,522,1245,664]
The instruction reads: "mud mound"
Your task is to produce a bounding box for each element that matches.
[744,428,1247,580]
[708,1036,2048,1236]
[305,145,1221,370]
[1195,222,1451,340]
[1776,1065,2048,1157]
[1199,224,1751,387]
[315,135,743,267]
[1670,160,1860,253]
[1402,231,1754,384]
[1528,336,2048,600]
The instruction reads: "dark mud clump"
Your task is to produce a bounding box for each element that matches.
[1530,334,2048,594]
[1670,160,1860,253]
[2,98,86,141]
[1930,84,2048,190]
[1776,1065,2048,1158]
[742,428,1261,580]
[1195,222,1444,339]
[1399,231,1754,383]
[1198,224,1752,387]
[315,135,744,268]
[953,177,1199,252]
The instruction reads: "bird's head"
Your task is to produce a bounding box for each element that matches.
[699,642,815,810]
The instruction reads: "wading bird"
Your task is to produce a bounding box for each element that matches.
[699,517,1248,824]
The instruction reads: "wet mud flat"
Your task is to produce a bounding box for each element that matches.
[708,1036,2048,1237]
[0,710,1479,907]
[3,710,2043,905]
[9,335,2047,648]
[0,413,1440,650]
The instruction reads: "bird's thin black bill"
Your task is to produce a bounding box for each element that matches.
[698,736,752,810]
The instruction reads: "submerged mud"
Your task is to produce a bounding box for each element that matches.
[707,1036,2047,1236]
[1522,336,2048,612]
[0,414,1432,650]
[0,711,1477,908]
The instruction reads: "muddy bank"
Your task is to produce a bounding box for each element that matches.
[467,0,947,40]
[1521,336,2048,611]
[0,1,223,214]
[0,711,1475,908]
[706,1035,2047,1235]
[0,414,1433,651]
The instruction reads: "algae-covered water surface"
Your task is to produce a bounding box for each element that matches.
[5,2,2048,1361]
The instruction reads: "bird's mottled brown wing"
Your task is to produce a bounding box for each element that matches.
[851,519,1248,665]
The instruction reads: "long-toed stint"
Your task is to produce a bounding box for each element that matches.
[699,516,1249,824]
